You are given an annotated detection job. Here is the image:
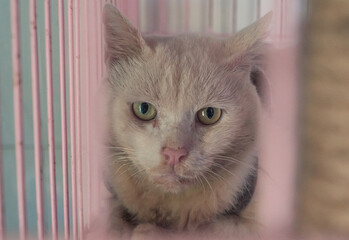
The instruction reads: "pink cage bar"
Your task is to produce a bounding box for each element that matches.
[2,0,301,239]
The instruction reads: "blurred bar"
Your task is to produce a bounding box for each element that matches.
[44,0,58,239]
[127,0,140,28]
[11,1,28,239]
[116,0,126,13]
[29,0,45,239]
[280,0,284,38]
[208,0,213,32]
[184,0,190,31]
[74,0,84,238]
[299,0,349,235]
[256,0,299,234]
[97,0,104,212]
[0,96,4,239]
[232,0,237,33]
[84,0,92,229]
[96,0,102,82]
[159,0,167,33]
[100,1,105,79]
[58,0,70,238]
[90,0,100,220]
[67,0,78,239]
[257,0,261,18]
[93,0,100,86]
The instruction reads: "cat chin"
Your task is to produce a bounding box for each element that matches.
[150,174,195,193]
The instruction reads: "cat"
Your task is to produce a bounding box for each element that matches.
[102,3,270,239]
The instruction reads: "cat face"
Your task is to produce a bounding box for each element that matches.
[104,5,270,193]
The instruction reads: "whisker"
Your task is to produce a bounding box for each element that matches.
[197,175,207,193]
[204,168,228,185]
[213,157,257,170]
[210,162,239,179]
[201,175,214,196]
[114,163,131,177]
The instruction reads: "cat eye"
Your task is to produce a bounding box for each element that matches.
[197,107,222,125]
[132,102,157,121]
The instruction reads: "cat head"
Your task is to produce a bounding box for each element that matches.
[103,4,270,193]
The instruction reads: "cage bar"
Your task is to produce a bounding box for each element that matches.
[96,0,104,213]
[256,0,299,234]
[159,0,167,33]
[67,0,78,238]
[73,0,84,238]
[58,0,70,238]
[99,0,105,79]
[89,0,97,221]
[257,0,261,18]
[126,0,139,28]
[84,0,92,229]
[0,97,4,240]
[96,0,102,83]
[184,0,190,31]
[280,0,284,38]
[232,0,237,33]
[11,1,28,239]
[29,0,45,239]
[44,0,58,239]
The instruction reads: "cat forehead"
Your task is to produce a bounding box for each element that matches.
[113,35,248,106]
[144,35,233,63]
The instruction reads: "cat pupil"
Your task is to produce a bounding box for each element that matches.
[207,107,214,119]
[140,102,149,114]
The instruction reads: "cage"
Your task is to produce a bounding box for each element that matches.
[0,0,304,239]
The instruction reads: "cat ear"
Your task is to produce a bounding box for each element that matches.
[225,12,272,58]
[103,4,148,65]
[224,13,272,105]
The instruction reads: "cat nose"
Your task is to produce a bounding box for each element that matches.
[162,147,188,166]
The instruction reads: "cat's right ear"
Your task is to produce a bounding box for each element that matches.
[103,4,148,65]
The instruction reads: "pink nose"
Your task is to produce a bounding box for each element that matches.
[162,147,188,166]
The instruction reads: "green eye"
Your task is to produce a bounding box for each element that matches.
[132,102,157,121]
[197,107,222,125]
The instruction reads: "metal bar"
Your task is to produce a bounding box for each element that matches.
[184,0,190,31]
[58,0,70,238]
[44,0,58,239]
[127,0,139,28]
[74,0,84,238]
[116,0,125,13]
[280,0,284,38]
[159,0,167,33]
[232,0,237,33]
[208,0,213,33]
[95,0,101,84]
[90,0,99,220]
[11,1,28,239]
[257,0,298,232]
[96,0,103,212]
[99,0,105,79]
[67,0,78,238]
[29,0,45,239]
[0,88,5,240]
[257,0,261,18]
[84,0,92,229]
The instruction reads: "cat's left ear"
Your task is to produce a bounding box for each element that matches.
[225,12,272,56]
[103,4,149,65]
[224,12,272,105]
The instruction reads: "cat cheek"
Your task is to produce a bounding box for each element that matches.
[133,135,163,168]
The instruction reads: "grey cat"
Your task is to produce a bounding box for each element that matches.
[103,4,270,239]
